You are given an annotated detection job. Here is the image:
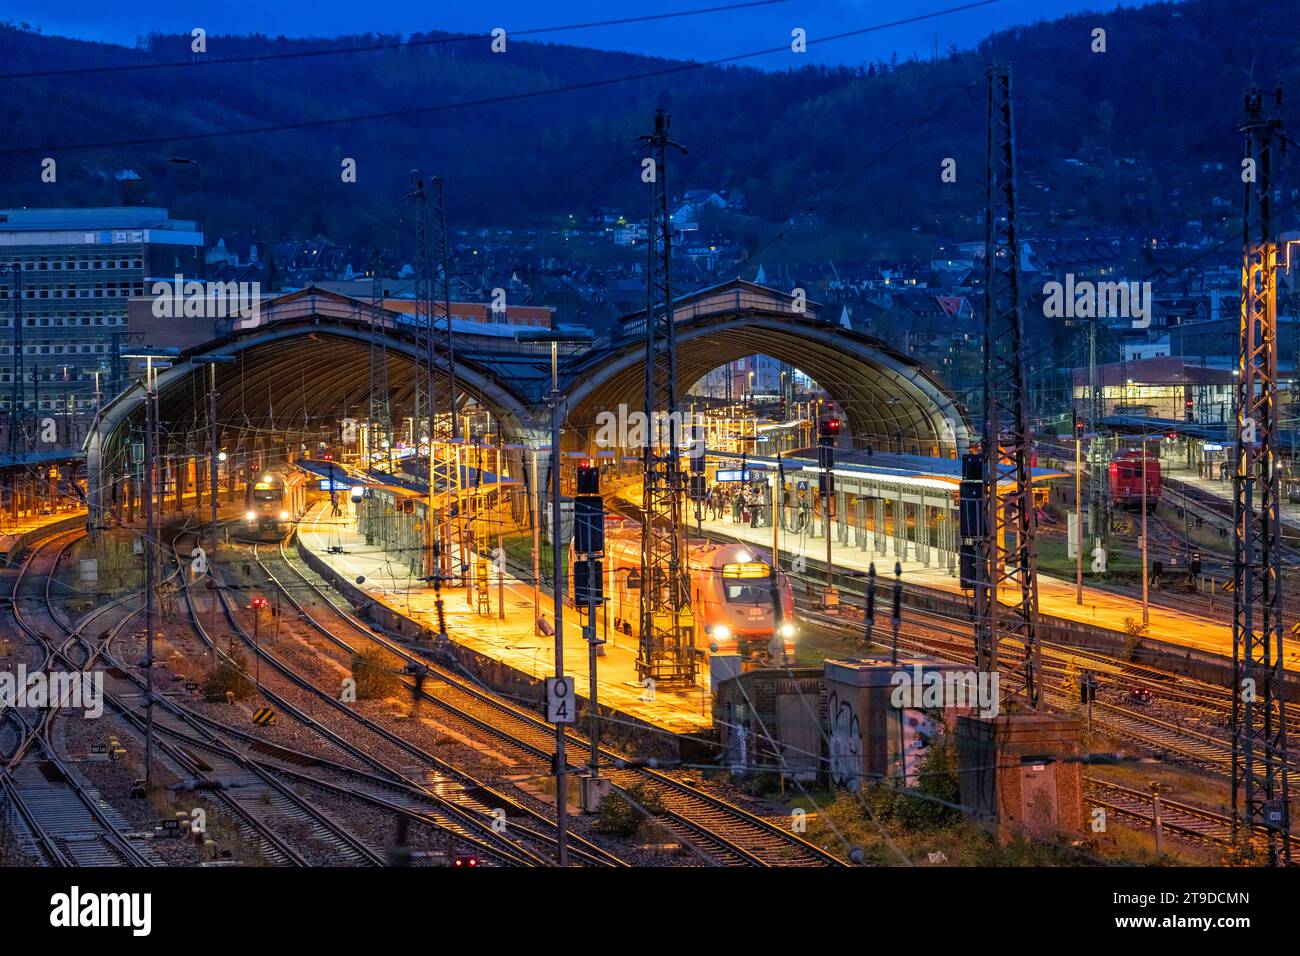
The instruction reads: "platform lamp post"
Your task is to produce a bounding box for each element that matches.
[122,347,180,791]
[515,324,594,867]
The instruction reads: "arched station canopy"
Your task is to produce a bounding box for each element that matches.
[562,279,973,456]
[84,288,542,498]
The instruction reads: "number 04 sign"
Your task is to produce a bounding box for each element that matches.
[545,676,576,724]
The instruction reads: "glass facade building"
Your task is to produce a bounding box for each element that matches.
[0,206,203,417]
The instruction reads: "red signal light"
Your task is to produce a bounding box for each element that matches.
[824,417,841,434]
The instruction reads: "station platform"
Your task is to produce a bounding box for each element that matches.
[1,508,87,563]
[296,502,713,737]
[687,510,1249,667]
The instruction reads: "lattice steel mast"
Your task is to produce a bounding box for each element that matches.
[432,176,458,440]
[975,66,1040,707]
[1231,84,1290,865]
[637,109,695,686]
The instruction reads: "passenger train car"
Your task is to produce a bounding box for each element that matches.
[242,470,308,541]
[1109,450,1161,510]
[601,528,797,664]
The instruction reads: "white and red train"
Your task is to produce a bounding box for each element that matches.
[242,469,308,541]
[601,527,797,664]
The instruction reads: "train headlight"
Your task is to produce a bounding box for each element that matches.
[711,624,731,641]
[245,511,256,522]
[780,622,796,639]
[280,511,290,521]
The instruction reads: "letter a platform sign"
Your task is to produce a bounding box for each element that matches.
[545,676,576,724]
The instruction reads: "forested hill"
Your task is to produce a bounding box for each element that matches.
[0,0,1296,253]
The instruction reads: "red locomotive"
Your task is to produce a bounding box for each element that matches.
[1108,450,1161,510]
[602,529,797,665]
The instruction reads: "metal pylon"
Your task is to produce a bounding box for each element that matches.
[636,108,695,686]
[1231,84,1290,865]
[975,65,1040,708]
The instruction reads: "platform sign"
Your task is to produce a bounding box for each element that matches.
[544,676,576,724]
[715,469,752,483]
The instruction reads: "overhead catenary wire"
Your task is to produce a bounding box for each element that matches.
[0,1,1002,157]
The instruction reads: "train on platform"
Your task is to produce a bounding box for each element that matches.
[242,469,308,540]
[1108,450,1161,510]
[601,528,797,665]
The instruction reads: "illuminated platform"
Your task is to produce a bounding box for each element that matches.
[296,502,713,736]
[1,507,88,563]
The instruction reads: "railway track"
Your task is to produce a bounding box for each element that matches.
[181,532,625,867]
[7,526,391,867]
[3,530,159,867]
[1083,776,1256,851]
[265,529,846,867]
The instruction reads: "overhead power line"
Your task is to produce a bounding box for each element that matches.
[0,0,798,80]
[0,0,1002,156]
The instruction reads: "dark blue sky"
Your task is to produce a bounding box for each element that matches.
[6,0,1163,67]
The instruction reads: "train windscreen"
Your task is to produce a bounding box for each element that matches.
[721,562,772,605]
[723,582,771,605]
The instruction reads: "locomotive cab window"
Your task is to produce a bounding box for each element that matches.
[723,582,770,605]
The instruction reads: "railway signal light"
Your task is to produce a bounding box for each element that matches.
[573,558,604,605]
[573,496,604,553]
[818,416,840,473]
[576,463,600,495]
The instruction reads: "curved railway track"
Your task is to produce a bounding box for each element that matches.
[6,526,387,867]
[176,531,626,867]
[3,530,159,866]
[262,528,846,867]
